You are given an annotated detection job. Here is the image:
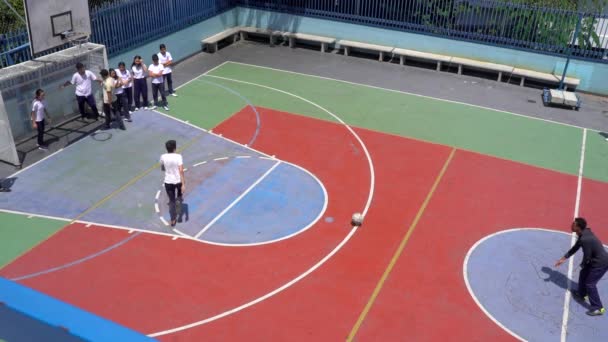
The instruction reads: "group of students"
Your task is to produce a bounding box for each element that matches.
[31,44,177,148]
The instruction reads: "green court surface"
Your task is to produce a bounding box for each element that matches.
[169,62,604,181]
[0,212,66,268]
[3,60,608,275]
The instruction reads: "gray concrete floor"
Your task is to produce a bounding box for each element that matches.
[3,38,607,180]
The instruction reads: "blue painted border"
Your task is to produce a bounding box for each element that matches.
[0,277,155,341]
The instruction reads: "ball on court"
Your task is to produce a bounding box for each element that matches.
[351,213,364,226]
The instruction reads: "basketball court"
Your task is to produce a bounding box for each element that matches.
[1,2,608,341]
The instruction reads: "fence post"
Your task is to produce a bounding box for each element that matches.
[558,13,583,90]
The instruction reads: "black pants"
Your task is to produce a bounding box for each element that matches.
[114,93,131,121]
[164,182,182,222]
[124,87,133,110]
[133,78,148,108]
[35,119,45,146]
[152,82,167,106]
[163,72,174,94]
[103,103,125,129]
[578,265,608,310]
[76,94,99,119]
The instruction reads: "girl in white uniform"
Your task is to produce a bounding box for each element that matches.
[131,55,148,110]
[30,89,51,150]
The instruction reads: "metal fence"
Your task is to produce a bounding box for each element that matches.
[90,0,236,56]
[239,0,608,62]
[2,0,608,68]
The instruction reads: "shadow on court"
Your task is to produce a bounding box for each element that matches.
[541,266,590,309]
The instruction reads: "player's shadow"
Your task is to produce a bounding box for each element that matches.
[541,266,591,309]
[177,201,189,224]
[0,177,17,191]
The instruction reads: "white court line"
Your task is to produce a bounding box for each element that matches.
[236,156,250,159]
[213,157,229,161]
[8,147,64,179]
[172,228,191,238]
[193,161,281,239]
[193,161,207,167]
[155,190,161,200]
[175,61,230,91]
[154,203,160,213]
[204,74,376,217]
[149,68,376,338]
[159,217,169,226]
[0,208,71,222]
[560,128,587,342]
[149,225,359,337]
[86,223,92,228]
[225,61,593,132]
[128,230,134,234]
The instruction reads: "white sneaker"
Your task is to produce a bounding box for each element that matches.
[170,93,178,97]
[134,107,139,111]
[163,106,169,111]
[150,105,157,110]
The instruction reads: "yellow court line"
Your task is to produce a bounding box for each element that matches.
[347,147,457,341]
[69,132,206,224]
[0,132,206,270]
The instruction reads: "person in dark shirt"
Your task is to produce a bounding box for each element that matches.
[555,217,608,316]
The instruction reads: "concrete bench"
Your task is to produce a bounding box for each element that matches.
[451,57,514,82]
[339,40,394,61]
[513,68,580,90]
[283,32,336,52]
[239,26,284,45]
[393,48,452,71]
[201,27,240,53]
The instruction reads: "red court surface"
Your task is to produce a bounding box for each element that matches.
[1,107,602,341]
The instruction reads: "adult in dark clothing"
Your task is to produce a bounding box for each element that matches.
[555,217,608,316]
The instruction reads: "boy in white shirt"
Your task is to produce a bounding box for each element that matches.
[62,62,101,120]
[160,140,186,227]
[148,54,169,111]
[157,44,177,97]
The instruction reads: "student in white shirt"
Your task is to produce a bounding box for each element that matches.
[30,89,51,150]
[131,55,148,110]
[61,62,101,120]
[148,54,169,111]
[157,44,177,97]
[110,68,132,123]
[117,61,134,113]
[160,139,185,227]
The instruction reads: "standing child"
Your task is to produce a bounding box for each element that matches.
[160,140,185,227]
[131,55,148,110]
[157,44,177,97]
[110,68,131,123]
[148,54,169,111]
[100,69,125,130]
[62,62,101,120]
[30,89,51,150]
[117,62,134,114]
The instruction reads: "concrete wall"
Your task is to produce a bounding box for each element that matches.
[237,7,608,95]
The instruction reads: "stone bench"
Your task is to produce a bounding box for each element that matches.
[338,40,394,61]
[239,26,284,46]
[201,27,240,53]
[283,32,336,52]
[393,48,452,71]
[451,57,514,82]
[513,68,580,90]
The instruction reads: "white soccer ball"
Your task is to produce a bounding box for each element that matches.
[351,213,364,226]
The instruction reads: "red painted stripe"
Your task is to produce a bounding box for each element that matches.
[165,111,455,341]
[355,149,578,341]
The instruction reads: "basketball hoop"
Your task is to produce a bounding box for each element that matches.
[61,31,90,49]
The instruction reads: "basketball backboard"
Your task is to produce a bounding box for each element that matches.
[23,0,91,56]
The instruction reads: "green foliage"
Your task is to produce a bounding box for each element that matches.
[0,0,26,33]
